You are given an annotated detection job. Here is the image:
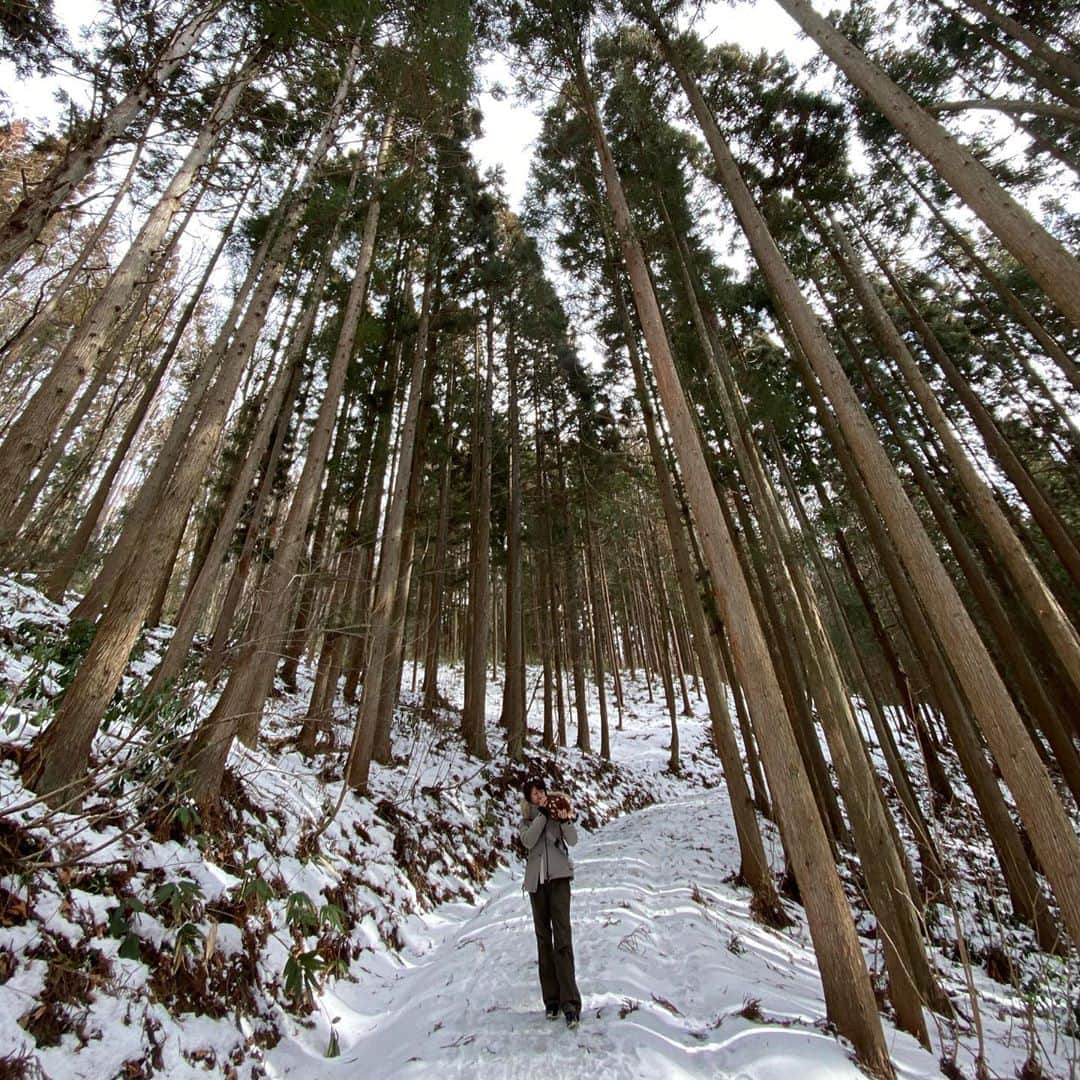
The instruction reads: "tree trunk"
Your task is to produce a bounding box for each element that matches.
[794,352,1062,950]
[462,297,495,759]
[343,332,408,705]
[0,59,255,540]
[147,275,312,695]
[668,218,936,1031]
[572,56,893,1075]
[831,526,956,811]
[625,303,780,903]
[770,430,945,892]
[347,233,438,793]
[824,215,1080,699]
[41,181,244,599]
[900,173,1080,395]
[69,160,297,623]
[581,486,609,760]
[658,26,1080,944]
[1,106,154,377]
[858,223,1080,587]
[185,128,389,802]
[771,0,1080,332]
[503,320,526,758]
[956,0,1080,85]
[21,46,360,808]
[556,428,591,754]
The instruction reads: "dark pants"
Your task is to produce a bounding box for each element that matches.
[529,877,581,1012]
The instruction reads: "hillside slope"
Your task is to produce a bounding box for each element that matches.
[0,576,1076,1078]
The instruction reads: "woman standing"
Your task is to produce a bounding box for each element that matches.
[519,776,582,1027]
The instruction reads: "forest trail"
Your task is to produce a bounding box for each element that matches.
[266,791,936,1079]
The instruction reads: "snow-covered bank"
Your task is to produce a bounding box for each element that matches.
[0,575,1077,1078]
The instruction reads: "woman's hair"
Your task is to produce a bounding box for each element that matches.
[522,776,546,801]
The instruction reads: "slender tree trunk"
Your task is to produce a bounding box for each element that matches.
[879,395,1080,805]
[556,429,591,754]
[147,277,313,695]
[581,487,609,760]
[347,234,439,793]
[69,162,295,622]
[825,215,1080,696]
[419,345,458,719]
[572,56,893,1075]
[796,357,1062,950]
[504,321,526,758]
[658,28,1080,944]
[770,431,945,891]
[831,526,955,811]
[535,395,559,751]
[343,332,408,705]
[21,47,360,808]
[462,297,495,758]
[596,543,625,729]
[276,390,351,691]
[627,309,780,903]
[857,224,1080,586]
[0,59,256,540]
[12,196,197,542]
[184,129,390,801]
[900,173,1080,395]
[642,522,680,770]
[372,507,419,764]
[1,108,154,376]
[954,0,1080,85]
[668,221,937,1030]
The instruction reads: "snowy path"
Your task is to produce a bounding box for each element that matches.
[266,792,939,1079]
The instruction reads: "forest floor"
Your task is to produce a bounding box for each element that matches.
[0,574,1076,1078]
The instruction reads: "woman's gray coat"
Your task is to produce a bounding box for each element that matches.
[518,799,578,893]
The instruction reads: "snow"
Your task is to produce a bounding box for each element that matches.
[0,574,1077,1078]
[266,794,871,1078]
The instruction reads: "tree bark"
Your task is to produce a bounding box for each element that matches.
[347,233,438,793]
[658,26,1080,944]
[771,0,1080,332]
[462,296,495,758]
[824,215,1080,700]
[0,58,255,539]
[21,46,360,808]
[572,56,892,1075]
[857,222,1080,587]
[69,159,297,623]
[185,128,390,802]
[503,320,526,758]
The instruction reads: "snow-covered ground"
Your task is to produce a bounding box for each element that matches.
[0,575,1077,1078]
[270,793,922,1079]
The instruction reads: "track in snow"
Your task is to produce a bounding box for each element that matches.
[266,792,941,1079]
